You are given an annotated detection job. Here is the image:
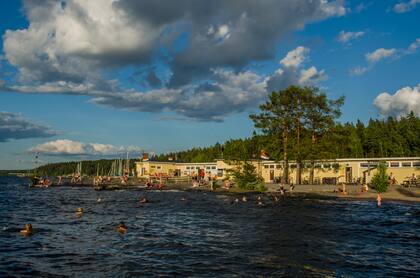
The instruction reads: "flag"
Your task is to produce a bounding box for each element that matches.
[260,150,270,160]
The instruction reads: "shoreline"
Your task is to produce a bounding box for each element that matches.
[12,176,420,203]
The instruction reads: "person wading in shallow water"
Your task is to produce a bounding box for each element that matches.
[377,194,382,207]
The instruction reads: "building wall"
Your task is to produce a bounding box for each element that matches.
[136,158,420,184]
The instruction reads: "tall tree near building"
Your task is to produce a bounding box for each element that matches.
[250,87,297,183]
[304,89,344,184]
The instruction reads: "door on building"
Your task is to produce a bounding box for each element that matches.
[269,170,275,182]
[345,167,352,183]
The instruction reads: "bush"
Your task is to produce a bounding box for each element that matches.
[228,161,264,191]
[371,162,389,193]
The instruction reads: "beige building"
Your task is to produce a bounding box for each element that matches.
[136,157,420,185]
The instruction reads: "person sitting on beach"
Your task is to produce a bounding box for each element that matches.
[290,183,295,192]
[20,224,33,236]
[361,184,369,192]
[139,197,148,203]
[117,222,127,233]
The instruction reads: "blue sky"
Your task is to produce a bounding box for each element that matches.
[0,0,419,169]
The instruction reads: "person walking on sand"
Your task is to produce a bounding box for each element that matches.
[377,194,382,207]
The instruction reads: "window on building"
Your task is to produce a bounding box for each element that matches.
[323,163,331,168]
[389,162,400,168]
[196,167,200,170]
[157,166,161,169]
[314,164,322,168]
[264,165,269,169]
[290,164,297,169]
[186,166,190,169]
[217,169,224,177]
[211,166,216,169]
[401,162,412,167]
[151,166,156,169]
[360,162,379,168]
[269,165,274,169]
[276,165,281,169]
[206,166,210,170]
[413,161,420,167]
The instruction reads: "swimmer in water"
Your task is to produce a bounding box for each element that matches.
[76,207,83,216]
[242,196,247,202]
[274,196,279,202]
[257,201,264,206]
[257,196,262,201]
[139,197,148,203]
[117,222,127,233]
[235,198,239,203]
[97,197,102,203]
[20,224,33,236]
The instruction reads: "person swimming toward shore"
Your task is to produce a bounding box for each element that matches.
[118,222,127,233]
[97,197,102,203]
[139,196,148,203]
[20,224,33,236]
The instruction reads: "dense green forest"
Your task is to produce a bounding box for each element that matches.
[33,159,139,177]
[156,113,420,163]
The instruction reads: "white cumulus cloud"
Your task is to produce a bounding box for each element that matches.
[29,139,142,156]
[266,46,326,92]
[393,0,420,13]
[374,84,420,117]
[337,30,365,43]
[365,48,397,63]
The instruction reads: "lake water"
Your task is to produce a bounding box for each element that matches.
[0,176,419,277]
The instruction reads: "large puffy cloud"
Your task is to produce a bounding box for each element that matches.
[0,112,57,142]
[90,46,326,121]
[115,0,344,87]
[2,0,339,121]
[90,69,267,121]
[374,84,420,117]
[29,139,142,156]
[266,47,326,92]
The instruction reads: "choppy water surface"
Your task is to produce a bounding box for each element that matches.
[0,177,419,277]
